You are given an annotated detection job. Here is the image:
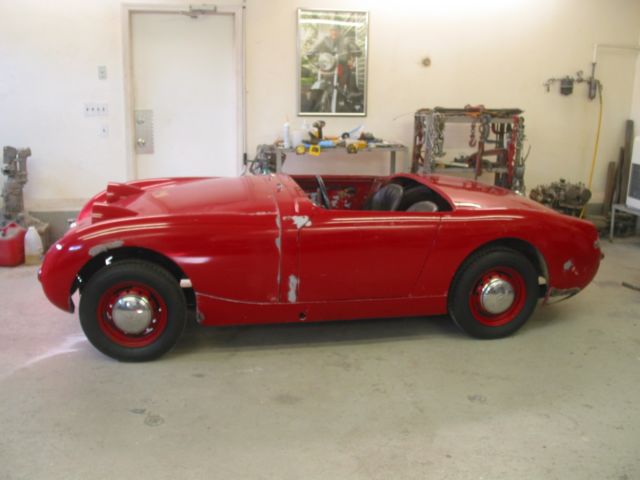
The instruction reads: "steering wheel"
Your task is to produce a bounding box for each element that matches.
[315,175,331,209]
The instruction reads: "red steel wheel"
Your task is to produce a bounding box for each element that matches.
[96,282,168,348]
[448,248,539,339]
[468,267,527,327]
[80,260,187,361]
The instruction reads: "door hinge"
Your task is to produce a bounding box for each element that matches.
[183,4,217,18]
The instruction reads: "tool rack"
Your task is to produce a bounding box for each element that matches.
[411,106,527,193]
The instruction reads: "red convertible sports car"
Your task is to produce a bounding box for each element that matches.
[39,173,601,361]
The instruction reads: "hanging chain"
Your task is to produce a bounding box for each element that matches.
[469,121,477,147]
[424,112,445,172]
[433,113,445,158]
[512,116,526,194]
[479,114,491,142]
[514,116,526,168]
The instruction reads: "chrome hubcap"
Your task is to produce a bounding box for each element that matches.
[479,277,515,314]
[112,294,153,334]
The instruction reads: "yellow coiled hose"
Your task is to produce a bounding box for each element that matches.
[581,83,603,219]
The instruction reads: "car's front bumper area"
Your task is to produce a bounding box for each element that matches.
[38,240,85,313]
[545,287,581,304]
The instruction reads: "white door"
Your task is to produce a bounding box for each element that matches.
[130,10,240,178]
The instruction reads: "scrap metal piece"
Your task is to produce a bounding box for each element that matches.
[249,144,279,175]
[622,282,640,292]
[1,146,51,248]
[2,146,30,220]
[530,179,591,216]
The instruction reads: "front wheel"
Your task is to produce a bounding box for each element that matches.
[79,260,187,361]
[448,248,539,339]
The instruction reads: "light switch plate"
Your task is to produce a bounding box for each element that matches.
[84,103,108,117]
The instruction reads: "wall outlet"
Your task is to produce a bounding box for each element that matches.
[97,65,107,80]
[84,103,108,117]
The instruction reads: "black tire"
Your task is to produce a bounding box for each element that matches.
[79,260,187,361]
[318,89,331,113]
[448,247,539,339]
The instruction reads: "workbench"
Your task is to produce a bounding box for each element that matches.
[275,144,407,175]
[609,203,640,240]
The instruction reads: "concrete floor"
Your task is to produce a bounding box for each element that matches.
[1,239,639,480]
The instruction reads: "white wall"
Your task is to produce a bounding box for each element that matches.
[631,38,640,130]
[1,0,639,210]
[0,0,127,210]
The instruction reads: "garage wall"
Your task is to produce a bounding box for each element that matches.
[632,48,640,129]
[0,0,639,211]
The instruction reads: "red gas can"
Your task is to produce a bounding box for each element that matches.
[0,222,27,266]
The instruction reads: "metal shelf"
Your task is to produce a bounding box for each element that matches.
[275,144,407,175]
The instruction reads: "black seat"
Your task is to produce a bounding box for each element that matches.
[407,200,439,212]
[397,185,430,211]
[368,183,403,211]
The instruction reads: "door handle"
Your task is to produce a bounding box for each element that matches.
[137,138,146,147]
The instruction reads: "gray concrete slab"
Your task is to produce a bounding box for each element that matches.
[1,239,639,480]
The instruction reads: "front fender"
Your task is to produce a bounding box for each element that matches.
[39,210,283,311]
[39,240,86,312]
[38,215,179,312]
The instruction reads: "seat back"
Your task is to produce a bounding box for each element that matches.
[368,184,403,211]
[407,200,439,212]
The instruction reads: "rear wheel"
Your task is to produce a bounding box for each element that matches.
[448,248,539,338]
[79,260,187,361]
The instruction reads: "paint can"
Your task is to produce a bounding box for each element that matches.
[0,222,27,266]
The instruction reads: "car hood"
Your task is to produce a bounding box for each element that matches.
[79,175,278,223]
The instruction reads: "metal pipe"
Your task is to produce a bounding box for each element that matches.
[588,62,598,100]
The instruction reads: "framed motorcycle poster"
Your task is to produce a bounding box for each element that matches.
[298,9,369,116]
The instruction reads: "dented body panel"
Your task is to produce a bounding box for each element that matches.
[39,173,601,326]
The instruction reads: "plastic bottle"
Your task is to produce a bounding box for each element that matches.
[283,120,291,149]
[24,226,43,265]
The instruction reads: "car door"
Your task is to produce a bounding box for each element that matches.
[296,203,442,302]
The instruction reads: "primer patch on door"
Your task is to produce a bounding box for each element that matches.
[287,275,299,303]
[285,215,311,229]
